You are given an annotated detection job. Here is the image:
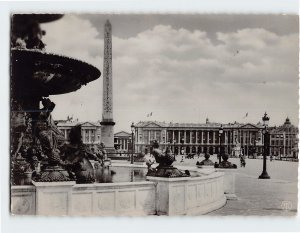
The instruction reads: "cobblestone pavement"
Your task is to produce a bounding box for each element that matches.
[174,155,298,216]
[207,173,297,216]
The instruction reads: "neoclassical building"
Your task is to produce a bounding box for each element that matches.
[134,118,298,158]
[114,131,132,152]
[56,120,132,152]
[56,120,102,148]
[269,117,298,158]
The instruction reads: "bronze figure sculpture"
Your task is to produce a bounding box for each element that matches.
[146,140,189,177]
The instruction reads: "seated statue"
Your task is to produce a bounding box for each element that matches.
[152,141,175,167]
[61,124,100,183]
[196,153,214,166]
[147,141,189,178]
[135,152,146,162]
[214,154,237,169]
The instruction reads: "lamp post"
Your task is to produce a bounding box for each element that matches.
[218,124,224,164]
[173,139,176,155]
[259,112,271,179]
[279,146,282,160]
[130,122,135,164]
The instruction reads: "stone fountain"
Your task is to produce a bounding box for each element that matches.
[10,14,101,185]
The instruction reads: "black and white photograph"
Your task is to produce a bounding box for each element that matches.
[8,10,299,219]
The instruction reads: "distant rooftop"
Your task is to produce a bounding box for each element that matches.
[56,120,101,127]
[135,120,262,129]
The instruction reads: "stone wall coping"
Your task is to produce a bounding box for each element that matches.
[11,185,35,190]
[12,181,156,190]
[111,163,147,168]
[32,181,76,187]
[73,181,156,189]
[147,171,224,182]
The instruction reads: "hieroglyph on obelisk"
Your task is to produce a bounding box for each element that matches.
[100,20,115,152]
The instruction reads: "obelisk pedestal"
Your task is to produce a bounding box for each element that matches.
[100,20,116,155]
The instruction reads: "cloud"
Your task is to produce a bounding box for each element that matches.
[41,15,298,131]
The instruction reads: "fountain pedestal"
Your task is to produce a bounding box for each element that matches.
[32,181,75,215]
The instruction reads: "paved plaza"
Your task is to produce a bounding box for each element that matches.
[174,156,298,216]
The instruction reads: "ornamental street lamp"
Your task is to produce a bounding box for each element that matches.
[218,124,224,164]
[130,122,135,164]
[173,139,176,155]
[279,147,282,160]
[259,112,271,179]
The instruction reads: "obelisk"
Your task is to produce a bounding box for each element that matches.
[100,20,115,154]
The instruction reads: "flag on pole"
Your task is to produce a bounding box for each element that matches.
[243,112,248,119]
[147,112,153,117]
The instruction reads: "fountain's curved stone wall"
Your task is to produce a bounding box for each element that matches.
[11,171,226,216]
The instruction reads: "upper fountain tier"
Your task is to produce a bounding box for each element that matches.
[11,14,101,97]
[11,49,101,97]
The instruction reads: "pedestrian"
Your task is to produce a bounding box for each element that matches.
[180,155,184,163]
[240,154,246,167]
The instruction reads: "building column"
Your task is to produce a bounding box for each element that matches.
[148,131,151,144]
[201,131,204,144]
[213,131,215,145]
[82,130,85,143]
[207,131,209,144]
[283,132,286,157]
[196,131,198,144]
[184,130,187,143]
[190,131,192,144]
[172,130,175,142]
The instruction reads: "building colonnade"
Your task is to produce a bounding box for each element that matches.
[135,126,264,156]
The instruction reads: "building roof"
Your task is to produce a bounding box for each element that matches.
[270,118,298,134]
[114,131,131,137]
[56,120,101,127]
[135,120,263,129]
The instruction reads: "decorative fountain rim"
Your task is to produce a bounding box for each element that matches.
[12,14,64,23]
[11,48,101,95]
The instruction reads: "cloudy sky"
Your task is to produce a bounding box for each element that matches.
[42,14,298,132]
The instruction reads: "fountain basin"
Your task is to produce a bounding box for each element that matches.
[11,170,226,216]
